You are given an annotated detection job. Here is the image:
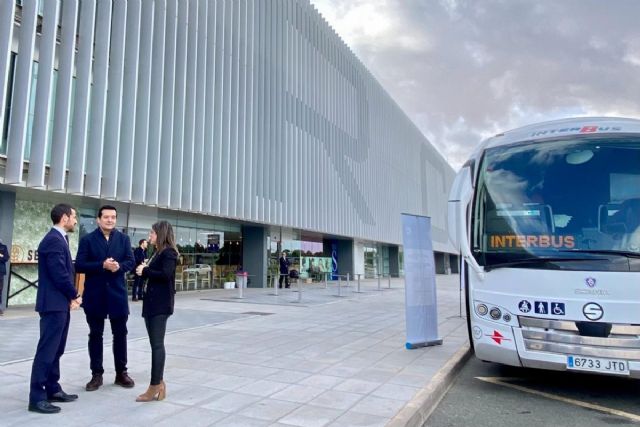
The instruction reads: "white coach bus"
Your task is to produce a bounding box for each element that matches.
[448,117,640,377]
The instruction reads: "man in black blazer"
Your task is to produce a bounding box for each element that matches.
[132,239,148,301]
[279,252,291,288]
[28,204,82,414]
[75,205,135,391]
[0,238,8,315]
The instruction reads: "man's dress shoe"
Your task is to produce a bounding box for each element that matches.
[48,391,78,402]
[28,401,61,414]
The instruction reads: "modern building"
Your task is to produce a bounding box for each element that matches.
[0,0,455,308]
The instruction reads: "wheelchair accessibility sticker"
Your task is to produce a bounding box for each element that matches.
[532,301,565,316]
[551,302,565,316]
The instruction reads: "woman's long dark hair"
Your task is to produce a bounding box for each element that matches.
[151,221,178,254]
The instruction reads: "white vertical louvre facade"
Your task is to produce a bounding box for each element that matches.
[0,0,454,250]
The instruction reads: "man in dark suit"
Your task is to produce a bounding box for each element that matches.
[132,239,148,301]
[75,205,135,391]
[279,252,290,288]
[28,204,82,414]
[0,238,8,315]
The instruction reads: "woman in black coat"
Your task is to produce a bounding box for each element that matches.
[134,221,178,402]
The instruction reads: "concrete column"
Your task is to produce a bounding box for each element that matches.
[388,245,399,277]
[0,190,16,310]
[434,252,451,274]
[444,253,451,274]
[323,238,354,278]
[242,225,267,288]
[338,240,354,277]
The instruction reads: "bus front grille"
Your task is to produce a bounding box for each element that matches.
[519,316,640,360]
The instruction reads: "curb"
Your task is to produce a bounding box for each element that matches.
[386,343,472,427]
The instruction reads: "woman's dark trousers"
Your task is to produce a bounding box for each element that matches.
[144,314,169,385]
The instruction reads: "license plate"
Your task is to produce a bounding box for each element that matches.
[567,355,629,375]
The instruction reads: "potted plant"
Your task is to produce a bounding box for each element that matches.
[223,271,236,289]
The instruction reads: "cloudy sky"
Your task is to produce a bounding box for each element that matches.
[310,0,640,170]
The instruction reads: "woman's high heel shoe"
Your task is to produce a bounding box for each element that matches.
[136,381,166,402]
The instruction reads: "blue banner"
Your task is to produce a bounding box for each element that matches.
[401,213,443,349]
[331,242,338,280]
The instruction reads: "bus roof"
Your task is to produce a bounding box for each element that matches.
[480,116,640,153]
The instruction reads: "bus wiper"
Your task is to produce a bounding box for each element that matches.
[559,249,640,258]
[484,256,606,272]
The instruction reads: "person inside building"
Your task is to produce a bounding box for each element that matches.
[279,251,290,288]
[132,239,148,301]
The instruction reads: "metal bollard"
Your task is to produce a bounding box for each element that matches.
[237,274,245,299]
[377,274,382,291]
[324,272,328,289]
[273,274,279,296]
[346,273,350,288]
[297,277,302,303]
[388,274,391,289]
[354,273,362,294]
[338,275,342,297]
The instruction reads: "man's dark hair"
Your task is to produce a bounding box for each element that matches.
[51,203,75,225]
[97,205,117,218]
[139,239,147,246]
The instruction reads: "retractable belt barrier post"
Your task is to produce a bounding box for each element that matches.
[355,273,363,293]
[377,274,381,291]
[235,273,249,299]
[346,273,350,288]
[272,274,279,296]
[388,274,391,289]
[338,275,342,297]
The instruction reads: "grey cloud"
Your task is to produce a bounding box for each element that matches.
[311,0,640,169]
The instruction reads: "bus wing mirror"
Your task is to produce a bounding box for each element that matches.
[448,166,485,278]
[448,169,467,249]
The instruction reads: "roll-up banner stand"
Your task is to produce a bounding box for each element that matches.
[401,213,443,349]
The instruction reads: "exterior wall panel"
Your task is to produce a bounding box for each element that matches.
[101,0,127,198]
[85,0,113,197]
[27,0,60,189]
[132,0,156,203]
[67,0,96,194]
[5,0,37,184]
[1,0,455,252]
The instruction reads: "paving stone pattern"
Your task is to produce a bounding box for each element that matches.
[0,276,468,427]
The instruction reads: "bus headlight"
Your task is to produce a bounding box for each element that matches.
[476,304,488,316]
[489,307,502,320]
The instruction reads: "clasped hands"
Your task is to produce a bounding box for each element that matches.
[70,296,82,310]
[103,257,120,272]
[135,261,147,277]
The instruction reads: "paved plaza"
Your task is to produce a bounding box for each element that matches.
[0,276,468,427]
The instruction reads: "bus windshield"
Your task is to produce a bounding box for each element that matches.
[473,136,640,269]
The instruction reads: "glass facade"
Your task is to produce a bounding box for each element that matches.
[1,52,75,164]
[5,195,245,305]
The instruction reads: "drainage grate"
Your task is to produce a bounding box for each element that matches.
[241,311,274,316]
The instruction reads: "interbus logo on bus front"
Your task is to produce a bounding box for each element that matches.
[530,125,622,137]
